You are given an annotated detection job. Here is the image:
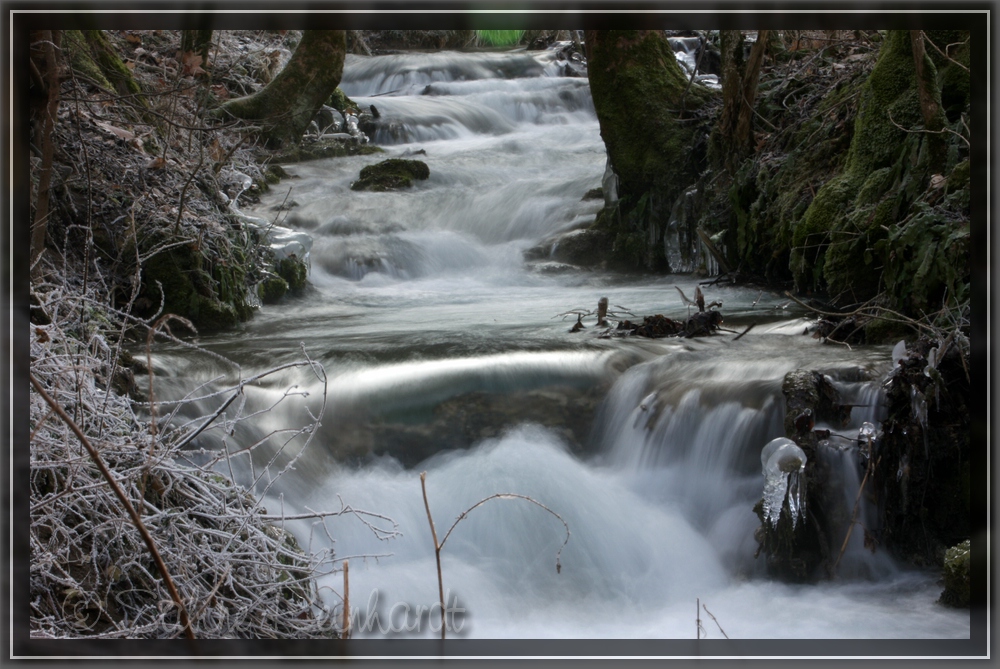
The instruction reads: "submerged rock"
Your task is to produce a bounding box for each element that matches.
[329,385,607,468]
[351,158,430,192]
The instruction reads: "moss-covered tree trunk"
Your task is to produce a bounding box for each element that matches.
[62,30,143,100]
[584,30,715,271]
[216,30,346,147]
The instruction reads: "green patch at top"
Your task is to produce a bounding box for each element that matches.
[476,30,525,47]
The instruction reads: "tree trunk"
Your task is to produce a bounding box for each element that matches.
[30,30,61,274]
[63,30,143,99]
[216,30,347,147]
[584,30,715,270]
[714,30,769,174]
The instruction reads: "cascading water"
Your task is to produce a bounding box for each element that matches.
[145,47,968,640]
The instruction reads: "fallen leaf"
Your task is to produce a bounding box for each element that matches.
[95,120,135,141]
[125,33,142,45]
[180,51,208,77]
[146,156,166,170]
[209,138,226,163]
[34,327,49,343]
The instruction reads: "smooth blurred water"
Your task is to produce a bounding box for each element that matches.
[147,47,968,640]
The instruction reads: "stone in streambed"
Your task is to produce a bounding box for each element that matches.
[351,158,430,192]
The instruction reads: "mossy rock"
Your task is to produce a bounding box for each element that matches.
[940,540,970,607]
[264,164,291,184]
[258,275,289,303]
[139,238,256,331]
[276,256,308,292]
[351,158,430,192]
[548,228,613,267]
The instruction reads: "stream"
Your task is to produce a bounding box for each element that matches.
[147,47,969,640]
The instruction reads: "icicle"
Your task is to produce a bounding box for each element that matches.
[760,438,807,529]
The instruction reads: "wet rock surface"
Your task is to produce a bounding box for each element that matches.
[330,385,608,468]
[873,335,971,566]
[351,158,430,192]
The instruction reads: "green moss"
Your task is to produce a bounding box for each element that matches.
[62,30,115,91]
[276,256,308,292]
[879,202,969,314]
[940,540,970,607]
[258,275,289,303]
[351,158,430,192]
[327,88,359,113]
[61,30,144,100]
[139,234,257,331]
[791,174,854,291]
[846,31,926,176]
[264,164,290,184]
[947,159,970,193]
[856,167,893,206]
[788,30,959,304]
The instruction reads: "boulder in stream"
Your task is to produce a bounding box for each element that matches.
[351,158,430,192]
[873,335,971,567]
[753,369,854,582]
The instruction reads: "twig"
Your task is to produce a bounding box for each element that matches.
[174,132,208,233]
[733,323,756,340]
[702,602,730,639]
[29,372,197,644]
[696,597,703,639]
[342,560,350,638]
[886,109,969,148]
[833,453,881,572]
[272,185,294,225]
[421,472,570,640]
[419,472,446,641]
[918,30,970,72]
